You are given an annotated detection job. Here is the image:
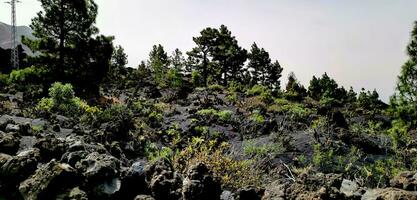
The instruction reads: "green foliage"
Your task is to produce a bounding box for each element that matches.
[285,72,307,101]
[25,0,113,96]
[217,110,233,121]
[243,139,284,159]
[9,66,47,85]
[358,88,382,110]
[196,108,233,122]
[166,68,183,88]
[250,111,265,124]
[191,71,205,87]
[107,45,128,81]
[144,143,176,162]
[208,84,224,92]
[174,139,263,190]
[149,44,169,87]
[246,84,272,102]
[268,98,312,121]
[0,73,9,87]
[187,25,248,85]
[36,82,100,117]
[96,104,132,124]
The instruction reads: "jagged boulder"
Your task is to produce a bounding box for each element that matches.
[56,187,88,200]
[118,161,148,199]
[19,160,80,200]
[284,173,346,200]
[390,171,417,191]
[362,188,417,200]
[75,152,121,198]
[34,134,67,161]
[0,131,20,154]
[134,194,155,200]
[261,181,285,200]
[235,187,265,200]
[182,162,222,200]
[145,159,182,200]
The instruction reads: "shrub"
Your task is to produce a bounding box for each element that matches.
[36,82,100,117]
[0,73,9,87]
[196,108,233,122]
[166,68,183,88]
[243,139,284,159]
[208,84,224,92]
[9,66,47,84]
[246,84,272,101]
[191,71,204,87]
[174,138,263,190]
[217,110,233,121]
[250,111,265,124]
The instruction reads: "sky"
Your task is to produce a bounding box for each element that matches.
[1,0,417,102]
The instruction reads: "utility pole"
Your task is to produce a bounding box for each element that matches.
[5,0,21,69]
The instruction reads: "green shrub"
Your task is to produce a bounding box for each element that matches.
[36,82,100,117]
[217,110,233,121]
[196,108,233,122]
[0,73,9,87]
[243,139,284,158]
[191,71,204,87]
[149,111,163,124]
[250,111,265,124]
[228,81,244,93]
[208,84,224,92]
[246,84,272,101]
[166,68,182,88]
[9,66,47,84]
[174,139,263,190]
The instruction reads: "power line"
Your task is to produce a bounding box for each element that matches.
[5,0,21,69]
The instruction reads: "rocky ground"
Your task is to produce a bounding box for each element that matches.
[0,84,416,200]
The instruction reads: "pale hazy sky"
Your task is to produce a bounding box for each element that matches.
[1,0,417,101]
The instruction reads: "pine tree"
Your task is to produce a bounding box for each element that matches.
[148,44,169,86]
[247,43,271,85]
[266,60,283,90]
[391,21,417,127]
[24,0,113,96]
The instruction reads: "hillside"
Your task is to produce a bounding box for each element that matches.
[0,22,35,55]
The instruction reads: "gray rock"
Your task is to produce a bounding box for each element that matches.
[0,131,20,154]
[361,188,417,200]
[134,195,155,200]
[92,177,121,197]
[5,124,19,132]
[17,136,37,153]
[76,152,120,180]
[182,162,221,200]
[340,179,358,195]
[145,159,182,200]
[390,171,417,191]
[261,181,285,200]
[19,160,80,200]
[221,190,235,200]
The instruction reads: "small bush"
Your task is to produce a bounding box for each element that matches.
[166,68,183,88]
[250,111,265,124]
[36,82,100,117]
[174,138,263,190]
[246,84,272,101]
[0,73,9,87]
[217,110,233,121]
[9,66,47,84]
[191,71,204,87]
[243,139,284,159]
[208,84,224,92]
[196,108,233,122]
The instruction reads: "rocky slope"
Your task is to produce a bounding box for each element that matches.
[0,22,35,54]
[0,83,415,200]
